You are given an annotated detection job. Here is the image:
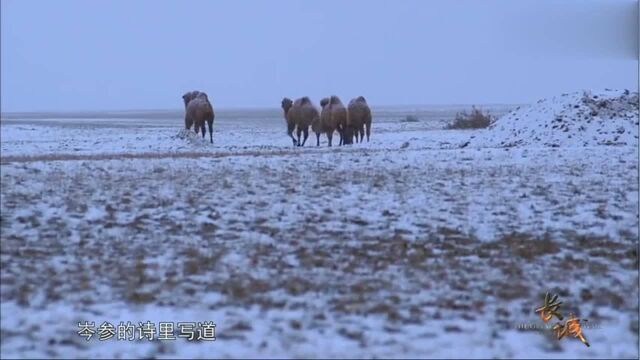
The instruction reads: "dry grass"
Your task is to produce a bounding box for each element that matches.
[447,106,494,129]
[1,146,637,357]
[0,146,404,164]
[400,115,420,123]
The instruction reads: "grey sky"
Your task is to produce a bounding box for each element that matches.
[1,0,637,112]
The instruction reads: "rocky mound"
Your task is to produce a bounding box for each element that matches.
[467,89,638,148]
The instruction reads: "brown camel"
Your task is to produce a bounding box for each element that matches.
[281,97,297,146]
[281,97,320,147]
[319,96,347,146]
[347,96,372,143]
[182,90,202,129]
[184,92,215,143]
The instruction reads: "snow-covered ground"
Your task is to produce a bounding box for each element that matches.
[468,89,639,148]
[1,96,638,358]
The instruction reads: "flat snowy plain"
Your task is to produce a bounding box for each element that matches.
[1,93,638,358]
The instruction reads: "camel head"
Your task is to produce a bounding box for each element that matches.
[320,97,329,108]
[281,97,293,114]
[182,92,194,107]
[343,124,355,145]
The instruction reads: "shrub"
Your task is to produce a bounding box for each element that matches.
[447,106,493,129]
[401,115,420,123]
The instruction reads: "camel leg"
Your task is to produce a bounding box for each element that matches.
[300,128,309,147]
[296,127,303,147]
[366,123,371,142]
[207,120,213,144]
[288,131,296,147]
[287,124,297,146]
[201,123,206,139]
[316,133,320,147]
[327,132,333,147]
[338,129,343,146]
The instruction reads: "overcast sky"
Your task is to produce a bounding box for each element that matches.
[1,0,637,111]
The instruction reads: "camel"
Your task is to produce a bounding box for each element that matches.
[182,90,202,129]
[184,92,215,143]
[281,98,297,146]
[319,96,347,146]
[347,96,372,143]
[281,97,320,147]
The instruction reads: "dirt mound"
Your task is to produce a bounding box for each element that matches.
[467,89,638,148]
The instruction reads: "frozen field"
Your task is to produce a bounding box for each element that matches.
[0,97,638,358]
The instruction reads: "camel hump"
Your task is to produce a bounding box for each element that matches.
[182,90,205,103]
[182,90,196,101]
[187,96,208,109]
[329,95,342,105]
[349,96,368,107]
[293,96,311,107]
[299,96,311,105]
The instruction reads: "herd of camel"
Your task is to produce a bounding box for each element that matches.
[182,91,372,146]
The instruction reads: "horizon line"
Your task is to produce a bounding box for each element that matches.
[0,102,526,115]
